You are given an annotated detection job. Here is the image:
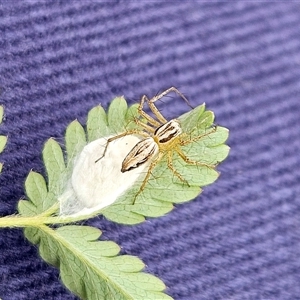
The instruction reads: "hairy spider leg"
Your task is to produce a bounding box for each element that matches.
[149,87,192,108]
[132,147,193,204]
[133,116,156,133]
[180,125,217,146]
[175,146,217,169]
[147,87,191,123]
[173,125,218,169]
[132,151,164,204]
[130,124,218,202]
[95,129,149,163]
[167,150,190,186]
[138,87,191,126]
[132,144,215,204]
[138,95,162,127]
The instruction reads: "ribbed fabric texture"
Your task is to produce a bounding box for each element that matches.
[1,2,300,300]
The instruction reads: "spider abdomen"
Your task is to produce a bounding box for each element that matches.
[121,137,159,172]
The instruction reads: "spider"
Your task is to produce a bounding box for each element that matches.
[95,87,217,203]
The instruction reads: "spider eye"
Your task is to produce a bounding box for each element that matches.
[121,138,159,172]
[155,119,182,144]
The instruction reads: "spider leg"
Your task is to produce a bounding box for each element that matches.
[149,87,190,106]
[138,87,193,132]
[95,129,149,163]
[167,151,189,186]
[151,86,192,107]
[133,116,156,133]
[132,152,163,204]
[138,95,162,127]
[145,95,168,124]
[143,87,192,125]
[176,147,217,168]
[180,125,217,146]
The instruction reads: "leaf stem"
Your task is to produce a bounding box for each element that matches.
[0,209,100,228]
[0,215,50,228]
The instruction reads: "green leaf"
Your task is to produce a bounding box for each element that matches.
[0,106,3,124]
[102,205,146,225]
[87,105,110,142]
[19,138,67,217]
[42,138,66,207]
[125,104,141,131]
[181,127,230,165]
[17,200,37,216]
[107,96,128,134]
[17,95,228,299]
[18,171,49,216]
[43,139,66,189]
[65,120,86,164]
[19,97,229,224]
[0,135,7,153]
[31,225,172,300]
[179,103,206,133]
[25,171,48,206]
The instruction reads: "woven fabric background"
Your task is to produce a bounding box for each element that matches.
[1,2,300,300]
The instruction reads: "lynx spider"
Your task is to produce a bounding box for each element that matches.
[95,87,217,203]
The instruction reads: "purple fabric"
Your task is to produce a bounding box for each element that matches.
[1,2,300,299]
